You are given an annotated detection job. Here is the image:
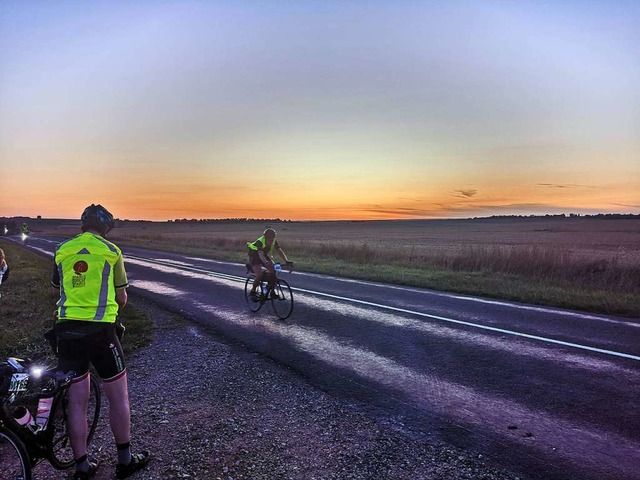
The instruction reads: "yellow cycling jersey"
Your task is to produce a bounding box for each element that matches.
[53,232,128,323]
[247,235,278,258]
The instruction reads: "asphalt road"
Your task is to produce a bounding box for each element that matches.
[15,235,640,480]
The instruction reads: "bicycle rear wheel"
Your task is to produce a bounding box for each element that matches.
[271,278,294,320]
[48,374,101,469]
[0,427,31,480]
[245,276,263,313]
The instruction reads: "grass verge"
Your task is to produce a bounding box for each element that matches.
[0,239,153,362]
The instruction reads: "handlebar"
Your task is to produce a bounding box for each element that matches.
[245,262,294,276]
[7,357,25,371]
[2,357,75,395]
[274,262,294,274]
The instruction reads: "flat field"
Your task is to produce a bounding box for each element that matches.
[14,216,640,317]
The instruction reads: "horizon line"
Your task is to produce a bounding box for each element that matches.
[2,212,640,224]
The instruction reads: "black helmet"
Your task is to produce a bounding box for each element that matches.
[81,204,115,236]
[263,228,276,239]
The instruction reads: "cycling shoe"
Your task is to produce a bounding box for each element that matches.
[73,461,99,480]
[115,451,151,479]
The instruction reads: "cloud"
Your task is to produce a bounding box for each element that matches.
[363,207,447,217]
[362,201,618,220]
[537,183,596,189]
[613,203,640,208]
[453,189,478,199]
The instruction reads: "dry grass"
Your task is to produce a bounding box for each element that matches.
[24,216,640,317]
[0,240,54,359]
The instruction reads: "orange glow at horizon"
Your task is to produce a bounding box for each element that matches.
[2,173,638,222]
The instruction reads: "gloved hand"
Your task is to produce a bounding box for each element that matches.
[115,318,126,340]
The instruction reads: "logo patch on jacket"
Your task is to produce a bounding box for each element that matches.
[72,261,88,287]
[73,261,89,275]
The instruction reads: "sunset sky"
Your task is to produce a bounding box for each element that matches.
[1,1,638,221]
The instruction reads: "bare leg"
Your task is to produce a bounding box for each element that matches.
[265,266,276,290]
[102,372,131,444]
[251,265,264,294]
[67,374,90,459]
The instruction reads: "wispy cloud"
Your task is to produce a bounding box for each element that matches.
[613,203,640,208]
[537,183,597,189]
[361,201,621,220]
[363,207,447,217]
[453,189,478,199]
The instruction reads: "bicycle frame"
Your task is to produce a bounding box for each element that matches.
[0,356,102,476]
[244,263,294,320]
[0,359,69,462]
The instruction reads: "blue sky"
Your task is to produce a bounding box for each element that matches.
[1,1,638,220]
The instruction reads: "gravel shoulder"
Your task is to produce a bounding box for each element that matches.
[35,295,522,480]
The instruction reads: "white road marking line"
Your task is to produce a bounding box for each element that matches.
[295,293,636,375]
[31,247,53,257]
[293,287,640,362]
[447,295,639,325]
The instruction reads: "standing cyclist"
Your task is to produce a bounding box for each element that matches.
[51,204,150,479]
[247,227,293,299]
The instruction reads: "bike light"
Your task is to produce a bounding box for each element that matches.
[21,233,27,241]
[30,366,44,379]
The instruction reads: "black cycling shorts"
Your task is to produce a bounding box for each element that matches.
[56,323,126,382]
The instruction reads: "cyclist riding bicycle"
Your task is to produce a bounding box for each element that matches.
[50,204,150,479]
[247,228,293,300]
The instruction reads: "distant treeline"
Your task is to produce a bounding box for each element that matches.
[470,213,639,221]
[153,213,639,223]
[2,213,638,226]
[132,218,293,224]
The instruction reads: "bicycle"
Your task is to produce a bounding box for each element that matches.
[244,263,294,320]
[0,357,101,480]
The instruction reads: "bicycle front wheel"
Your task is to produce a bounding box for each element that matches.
[48,374,101,469]
[0,427,31,480]
[271,278,294,320]
[245,276,263,313]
